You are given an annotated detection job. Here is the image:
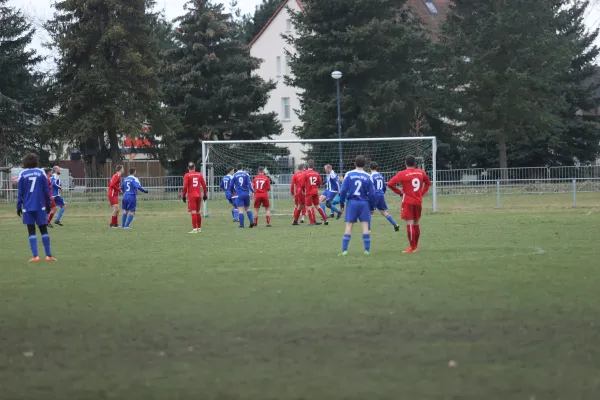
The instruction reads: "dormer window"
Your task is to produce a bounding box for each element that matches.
[424,1,438,14]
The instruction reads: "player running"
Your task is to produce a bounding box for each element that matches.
[303,160,328,226]
[338,155,376,256]
[252,167,272,227]
[120,168,149,229]
[232,163,255,228]
[182,162,208,234]
[387,155,431,253]
[51,166,66,226]
[220,167,238,222]
[45,168,57,228]
[369,162,400,232]
[108,165,124,228]
[320,164,342,220]
[16,153,56,262]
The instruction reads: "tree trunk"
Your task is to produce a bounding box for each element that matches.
[497,132,508,181]
[108,126,120,163]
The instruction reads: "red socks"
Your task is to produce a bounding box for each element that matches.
[414,225,420,248]
[266,215,271,225]
[317,207,327,221]
[49,212,55,224]
[302,207,307,217]
[293,208,301,222]
[308,208,316,224]
[191,214,202,229]
[406,225,420,248]
[254,216,259,226]
[191,214,197,229]
[110,215,117,225]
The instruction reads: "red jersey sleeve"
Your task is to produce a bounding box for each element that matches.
[182,173,189,198]
[421,172,431,197]
[108,174,121,193]
[199,174,207,197]
[290,174,296,195]
[387,172,405,195]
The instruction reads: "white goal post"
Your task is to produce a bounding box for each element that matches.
[201,137,437,217]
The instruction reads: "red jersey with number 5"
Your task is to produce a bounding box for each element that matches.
[182,171,207,199]
[387,168,431,205]
[303,169,322,195]
[253,174,271,198]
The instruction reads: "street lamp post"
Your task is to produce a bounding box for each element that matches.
[331,71,343,173]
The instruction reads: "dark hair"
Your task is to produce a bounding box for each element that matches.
[22,153,38,169]
[226,167,234,174]
[188,162,195,170]
[369,161,378,171]
[258,167,265,173]
[236,163,243,170]
[298,164,304,171]
[306,159,315,169]
[115,165,123,172]
[354,155,366,168]
[405,155,416,167]
[129,168,136,175]
[44,168,52,174]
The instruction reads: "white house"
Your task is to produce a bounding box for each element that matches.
[249,0,305,166]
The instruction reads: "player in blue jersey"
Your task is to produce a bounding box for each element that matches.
[16,153,56,262]
[220,167,238,222]
[319,164,343,220]
[232,163,255,228]
[51,166,67,226]
[120,168,148,229]
[338,155,377,256]
[369,162,400,232]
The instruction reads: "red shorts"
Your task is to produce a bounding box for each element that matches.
[108,196,118,206]
[254,197,270,209]
[187,197,202,212]
[401,203,422,221]
[304,193,320,207]
[294,192,304,205]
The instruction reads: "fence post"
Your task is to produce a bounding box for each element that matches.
[573,179,577,208]
[270,183,275,212]
[496,180,501,209]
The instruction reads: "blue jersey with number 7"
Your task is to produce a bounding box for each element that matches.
[340,170,376,208]
[17,168,51,212]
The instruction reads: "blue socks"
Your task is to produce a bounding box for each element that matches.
[386,214,397,226]
[247,211,254,224]
[329,204,340,213]
[122,213,127,227]
[342,234,351,252]
[28,235,38,257]
[41,234,51,257]
[56,208,65,222]
[239,213,245,227]
[125,214,135,227]
[362,234,371,252]
[320,203,327,214]
[232,208,239,219]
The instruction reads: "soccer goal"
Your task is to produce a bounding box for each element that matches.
[201,137,437,217]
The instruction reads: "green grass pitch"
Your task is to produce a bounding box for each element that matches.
[1,195,600,399]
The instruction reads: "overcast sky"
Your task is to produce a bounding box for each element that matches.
[8,0,600,72]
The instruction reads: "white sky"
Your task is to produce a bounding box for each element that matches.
[8,0,600,72]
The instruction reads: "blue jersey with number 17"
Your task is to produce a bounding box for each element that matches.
[340,170,376,207]
[370,172,387,195]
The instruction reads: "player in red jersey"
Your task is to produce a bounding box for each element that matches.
[387,155,431,253]
[45,168,57,227]
[303,160,328,226]
[182,162,208,233]
[291,164,307,225]
[108,165,124,228]
[252,167,272,227]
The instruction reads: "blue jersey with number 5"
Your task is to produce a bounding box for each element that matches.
[233,171,253,196]
[121,176,148,196]
[370,172,387,195]
[340,170,376,207]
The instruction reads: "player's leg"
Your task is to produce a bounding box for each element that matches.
[412,205,422,250]
[48,202,56,226]
[245,197,254,228]
[237,197,246,227]
[401,204,417,252]
[305,195,316,225]
[125,211,136,228]
[319,194,328,217]
[293,195,303,224]
[264,198,271,226]
[359,203,372,255]
[38,223,55,260]
[253,198,260,226]
[378,197,399,231]
[23,211,39,261]
[326,192,341,219]
[340,202,356,255]
[301,203,306,222]
[55,198,66,225]
[121,197,129,227]
[315,195,328,224]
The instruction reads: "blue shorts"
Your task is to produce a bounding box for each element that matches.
[54,196,66,207]
[344,200,371,223]
[235,194,250,208]
[374,194,388,211]
[322,190,338,202]
[122,196,137,212]
[22,210,48,226]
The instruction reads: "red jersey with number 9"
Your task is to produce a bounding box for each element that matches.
[303,169,322,195]
[182,171,207,199]
[387,168,431,206]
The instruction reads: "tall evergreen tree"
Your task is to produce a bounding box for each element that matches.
[241,0,281,43]
[46,0,170,176]
[437,0,574,171]
[163,0,281,169]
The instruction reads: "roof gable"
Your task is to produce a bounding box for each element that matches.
[248,0,304,47]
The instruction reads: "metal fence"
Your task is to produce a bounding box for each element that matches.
[2,166,600,208]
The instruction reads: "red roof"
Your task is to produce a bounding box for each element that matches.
[249,0,304,47]
[123,138,153,148]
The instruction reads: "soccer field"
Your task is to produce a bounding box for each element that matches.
[1,196,600,399]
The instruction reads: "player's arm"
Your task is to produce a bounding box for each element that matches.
[200,175,208,199]
[247,175,254,193]
[266,178,271,192]
[41,176,51,209]
[110,176,121,193]
[16,176,24,214]
[135,181,149,193]
[367,178,377,212]
[421,173,432,196]
[290,175,295,195]
[387,173,404,196]
[339,179,350,210]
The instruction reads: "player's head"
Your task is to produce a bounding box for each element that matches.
[257,167,265,175]
[226,167,234,175]
[405,155,416,168]
[129,168,136,176]
[324,164,332,173]
[236,163,243,171]
[22,153,38,169]
[369,161,378,172]
[44,167,52,176]
[354,155,366,169]
[188,162,195,171]
[306,159,315,169]
[53,166,61,175]
[297,164,304,171]
[115,165,124,175]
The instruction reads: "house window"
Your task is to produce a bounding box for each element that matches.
[281,97,291,120]
[284,55,290,74]
[276,56,281,76]
[285,19,292,32]
[424,1,438,14]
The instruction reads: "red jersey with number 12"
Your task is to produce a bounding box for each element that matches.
[182,171,207,199]
[303,169,322,195]
[253,174,271,198]
[387,168,431,205]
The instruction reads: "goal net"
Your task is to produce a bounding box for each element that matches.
[201,137,437,216]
